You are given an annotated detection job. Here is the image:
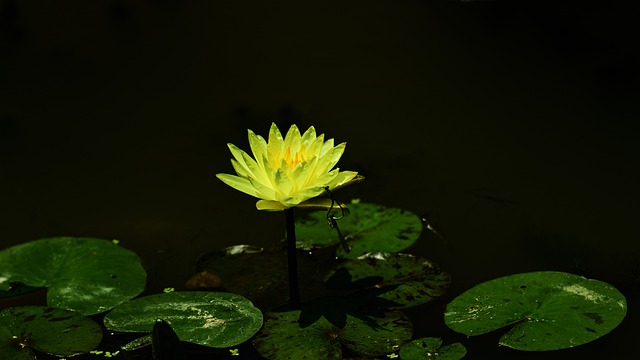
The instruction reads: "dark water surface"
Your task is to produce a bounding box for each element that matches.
[1,1,639,359]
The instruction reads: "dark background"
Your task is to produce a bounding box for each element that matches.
[1,0,639,358]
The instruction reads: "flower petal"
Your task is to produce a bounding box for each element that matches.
[325,170,359,190]
[307,133,325,158]
[247,177,277,200]
[240,150,271,187]
[267,123,284,165]
[256,200,289,211]
[317,142,346,174]
[311,168,340,188]
[216,173,262,198]
[274,167,293,196]
[230,159,249,178]
[320,138,334,157]
[296,198,335,210]
[300,126,317,147]
[248,129,268,171]
[283,124,301,153]
[289,186,325,205]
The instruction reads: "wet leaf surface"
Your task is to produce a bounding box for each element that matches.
[0,306,102,358]
[104,291,263,348]
[295,201,423,259]
[254,308,412,359]
[0,237,146,315]
[399,337,466,360]
[444,271,627,351]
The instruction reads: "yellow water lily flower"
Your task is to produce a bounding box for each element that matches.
[217,123,360,211]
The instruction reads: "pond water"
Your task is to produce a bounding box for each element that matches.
[1,1,638,359]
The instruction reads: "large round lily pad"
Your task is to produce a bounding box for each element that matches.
[0,306,102,359]
[104,291,263,348]
[444,271,627,351]
[0,237,146,315]
[254,309,412,359]
[399,337,466,360]
[295,201,422,259]
[324,253,450,309]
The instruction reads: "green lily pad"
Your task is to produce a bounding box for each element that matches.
[0,237,146,315]
[0,306,102,359]
[324,253,450,309]
[444,271,627,351]
[104,291,263,348]
[296,201,422,259]
[254,309,412,359]
[399,337,467,360]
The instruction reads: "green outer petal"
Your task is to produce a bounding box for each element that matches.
[256,200,289,211]
[216,174,262,198]
[230,159,249,178]
[296,198,335,209]
[227,143,248,168]
[325,171,358,190]
[290,186,325,204]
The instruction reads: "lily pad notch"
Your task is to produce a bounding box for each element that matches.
[0,237,147,315]
[444,271,627,351]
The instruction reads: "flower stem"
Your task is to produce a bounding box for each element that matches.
[284,208,301,308]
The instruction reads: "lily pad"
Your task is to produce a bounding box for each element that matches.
[295,201,422,259]
[324,253,450,309]
[195,244,338,309]
[399,337,467,360]
[104,291,263,348]
[0,237,146,315]
[195,245,289,308]
[0,306,102,359]
[254,309,412,359]
[444,271,627,351]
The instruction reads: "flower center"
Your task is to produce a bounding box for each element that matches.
[283,146,306,167]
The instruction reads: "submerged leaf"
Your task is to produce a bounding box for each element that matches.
[104,291,263,348]
[324,253,450,309]
[0,306,102,358]
[444,271,627,351]
[0,237,146,315]
[195,245,289,309]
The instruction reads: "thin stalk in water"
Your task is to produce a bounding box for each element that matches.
[284,208,300,308]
